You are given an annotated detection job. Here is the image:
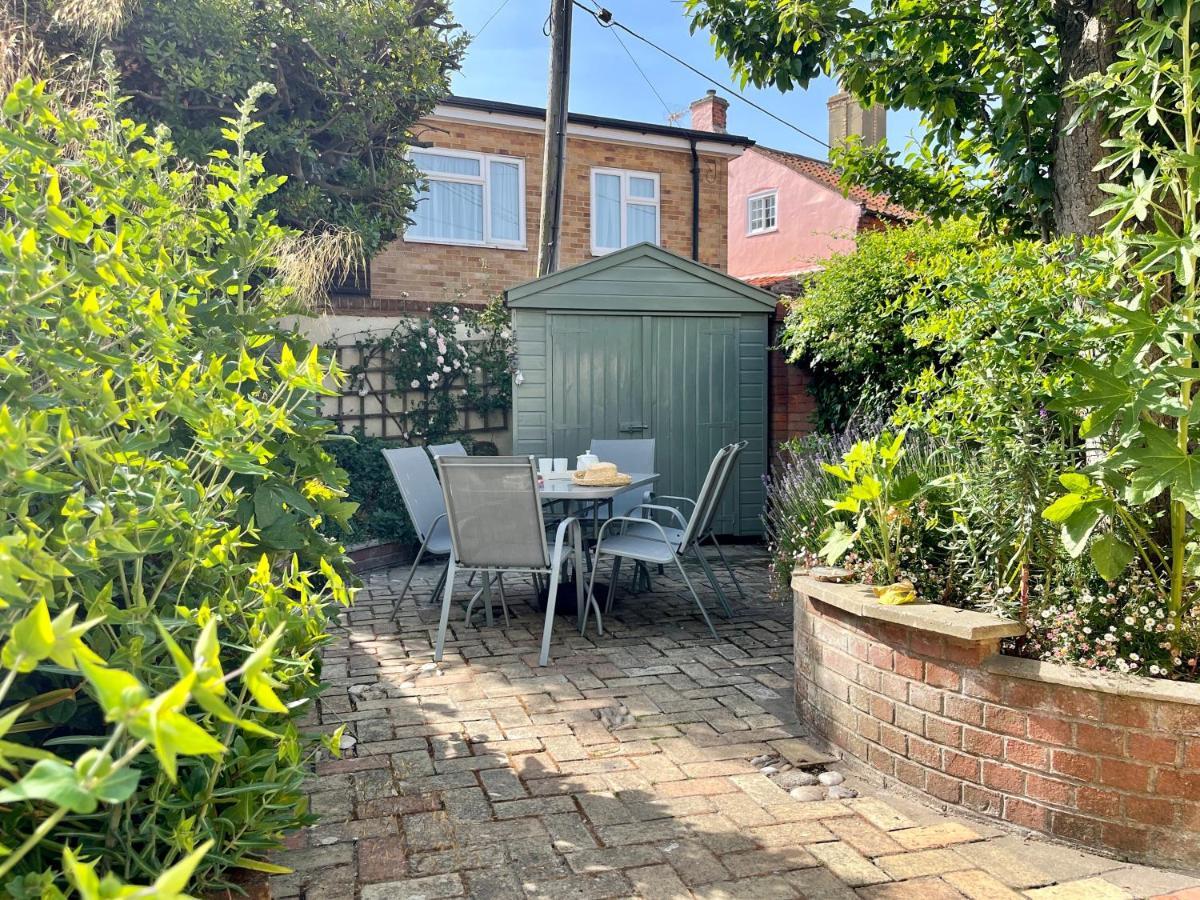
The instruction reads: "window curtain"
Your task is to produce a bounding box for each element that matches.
[593,173,621,250]
[627,203,657,245]
[410,181,484,242]
[489,160,521,243]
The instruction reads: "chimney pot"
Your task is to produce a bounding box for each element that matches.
[690,90,729,133]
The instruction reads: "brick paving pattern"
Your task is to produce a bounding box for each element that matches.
[273,548,1200,899]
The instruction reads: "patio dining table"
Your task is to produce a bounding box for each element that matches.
[469,472,660,627]
[538,471,659,544]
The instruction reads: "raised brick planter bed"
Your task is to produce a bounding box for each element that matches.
[346,539,410,572]
[793,573,1200,872]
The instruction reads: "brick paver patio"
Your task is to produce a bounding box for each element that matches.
[273,547,1200,899]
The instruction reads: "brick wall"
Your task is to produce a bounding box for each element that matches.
[768,306,816,449]
[793,578,1200,872]
[348,120,730,313]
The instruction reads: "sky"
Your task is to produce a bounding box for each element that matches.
[447,0,922,161]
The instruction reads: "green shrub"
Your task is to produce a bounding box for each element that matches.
[779,218,980,430]
[0,73,353,894]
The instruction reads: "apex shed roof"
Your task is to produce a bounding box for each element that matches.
[505,243,777,314]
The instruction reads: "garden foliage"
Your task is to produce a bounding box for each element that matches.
[22,0,467,254]
[767,0,1200,678]
[0,73,353,894]
[326,301,514,545]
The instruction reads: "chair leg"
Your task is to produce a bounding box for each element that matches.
[497,573,510,627]
[574,523,600,636]
[391,540,428,620]
[674,555,719,640]
[709,534,746,601]
[695,546,734,618]
[605,555,623,615]
[429,560,449,606]
[433,559,458,662]
[582,545,603,636]
[481,570,494,627]
[539,563,563,667]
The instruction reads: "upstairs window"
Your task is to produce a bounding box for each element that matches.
[591,168,660,254]
[747,190,778,235]
[407,149,525,249]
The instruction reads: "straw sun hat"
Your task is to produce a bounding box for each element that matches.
[571,462,632,487]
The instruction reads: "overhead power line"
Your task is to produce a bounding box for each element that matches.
[473,0,514,39]
[607,24,676,124]
[572,0,829,151]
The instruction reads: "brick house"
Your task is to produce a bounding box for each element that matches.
[332,93,753,316]
[725,90,916,447]
[300,94,753,450]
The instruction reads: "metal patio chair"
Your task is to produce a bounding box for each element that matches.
[589,438,656,519]
[428,441,467,458]
[433,456,602,667]
[582,444,741,639]
[628,440,749,604]
[382,447,454,617]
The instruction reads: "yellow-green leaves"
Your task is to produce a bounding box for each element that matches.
[63,839,213,899]
[874,580,918,605]
[0,70,352,891]
[241,623,288,714]
[2,598,53,672]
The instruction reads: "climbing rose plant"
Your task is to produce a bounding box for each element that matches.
[0,74,354,895]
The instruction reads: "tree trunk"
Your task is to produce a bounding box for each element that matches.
[1051,0,1129,237]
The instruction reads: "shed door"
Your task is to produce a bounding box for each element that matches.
[548,315,645,458]
[547,313,741,534]
[645,316,740,534]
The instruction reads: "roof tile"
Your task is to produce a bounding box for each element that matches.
[755,146,917,221]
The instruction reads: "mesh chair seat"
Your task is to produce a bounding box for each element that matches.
[425,520,453,556]
[590,532,678,565]
[620,521,683,548]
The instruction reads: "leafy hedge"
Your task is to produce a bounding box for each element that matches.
[779,218,980,430]
[0,74,353,894]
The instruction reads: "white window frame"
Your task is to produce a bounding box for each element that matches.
[747,189,778,236]
[404,147,527,250]
[590,167,661,255]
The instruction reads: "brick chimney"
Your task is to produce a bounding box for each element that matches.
[827,87,886,149]
[690,89,729,133]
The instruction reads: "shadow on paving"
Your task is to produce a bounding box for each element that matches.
[268,547,1200,900]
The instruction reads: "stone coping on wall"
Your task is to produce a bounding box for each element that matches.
[794,575,1026,641]
[983,653,1200,707]
[792,573,1200,872]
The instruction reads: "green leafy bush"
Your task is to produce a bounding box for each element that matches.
[779,218,980,430]
[25,0,467,253]
[0,73,353,894]
[343,300,516,446]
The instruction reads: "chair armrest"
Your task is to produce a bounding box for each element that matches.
[656,495,697,510]
[596,515,675,550]
[550,516,581,566]
[626,503,689,530]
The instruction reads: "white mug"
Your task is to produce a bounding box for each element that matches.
[538,458,554,476]
[553,458,568,472]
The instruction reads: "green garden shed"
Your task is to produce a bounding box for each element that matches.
[506,243,774,536]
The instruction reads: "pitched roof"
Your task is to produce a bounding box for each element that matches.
[505,242,776,311]
[753,145,917,222]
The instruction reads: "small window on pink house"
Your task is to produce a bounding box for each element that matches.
[747,190,778,235]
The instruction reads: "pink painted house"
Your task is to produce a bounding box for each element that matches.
[722,91,914,290]
[687,90,915,447]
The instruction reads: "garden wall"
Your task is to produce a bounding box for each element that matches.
[793,574,1200,873]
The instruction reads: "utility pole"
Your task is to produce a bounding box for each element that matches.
[537,0,572,276]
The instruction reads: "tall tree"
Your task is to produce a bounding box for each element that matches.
[685,0,1130,237]
[14,0,467,253]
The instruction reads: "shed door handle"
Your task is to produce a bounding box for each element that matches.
[620,422,648,433]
